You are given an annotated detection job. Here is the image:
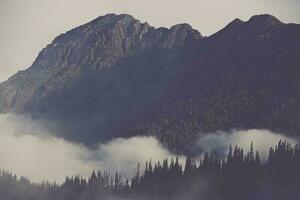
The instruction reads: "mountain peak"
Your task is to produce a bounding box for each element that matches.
[209,18,244,39]
[96,13,135,20]
[248,14,282,25]
[230,18,244,25]
[169,23,202,39]
[90,13,138,27]
[223,18,245,30]
[170,23,193,30]
[105,13,136,22]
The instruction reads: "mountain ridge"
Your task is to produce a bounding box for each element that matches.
[0,13,300,152]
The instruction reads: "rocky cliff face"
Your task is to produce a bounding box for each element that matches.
[0,14,300,150]
[0,14,202,142]
[0,14,201,111]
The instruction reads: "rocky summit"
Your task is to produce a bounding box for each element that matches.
[0,14,300,152]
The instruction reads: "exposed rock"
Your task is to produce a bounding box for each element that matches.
[0,14,299,151]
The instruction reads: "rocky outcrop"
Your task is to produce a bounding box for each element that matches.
[0,14,202,142]
[0,14,201,112]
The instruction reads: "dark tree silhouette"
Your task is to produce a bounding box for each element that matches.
[0,140,300,200]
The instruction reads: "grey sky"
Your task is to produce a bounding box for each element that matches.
[0,0,299,82]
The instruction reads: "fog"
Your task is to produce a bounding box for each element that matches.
[0,113,298,183]
[195,129,298,159]
[0,113,177,183]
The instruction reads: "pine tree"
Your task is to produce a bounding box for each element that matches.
[250,141,254,161]
[255,151,261,164]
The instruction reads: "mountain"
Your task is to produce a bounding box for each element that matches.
[0,14,299,152]
[0,14,202,142]
[129,14,300,152]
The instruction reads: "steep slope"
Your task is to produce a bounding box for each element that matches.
[128,14,300,153]
[0,14,202,142]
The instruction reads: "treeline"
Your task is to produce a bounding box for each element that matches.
[1,140,300,200]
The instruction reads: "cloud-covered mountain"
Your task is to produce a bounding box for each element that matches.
[0,13,299,152]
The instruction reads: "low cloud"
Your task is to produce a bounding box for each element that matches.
[195,129,298,159]
[0,113,176,183]
[0,113,298,184]
[93,137,176,178]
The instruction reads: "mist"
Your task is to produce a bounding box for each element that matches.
[0,113,177,183]
[0,113,298,184]
[195,129,298,159]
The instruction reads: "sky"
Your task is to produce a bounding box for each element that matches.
[0,0,300,82]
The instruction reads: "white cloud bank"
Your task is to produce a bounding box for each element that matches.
[195,129,298,159]
[0,113,176,183]
[0,113,298,183]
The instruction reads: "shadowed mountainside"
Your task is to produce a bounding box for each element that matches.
[0,14,300,152]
